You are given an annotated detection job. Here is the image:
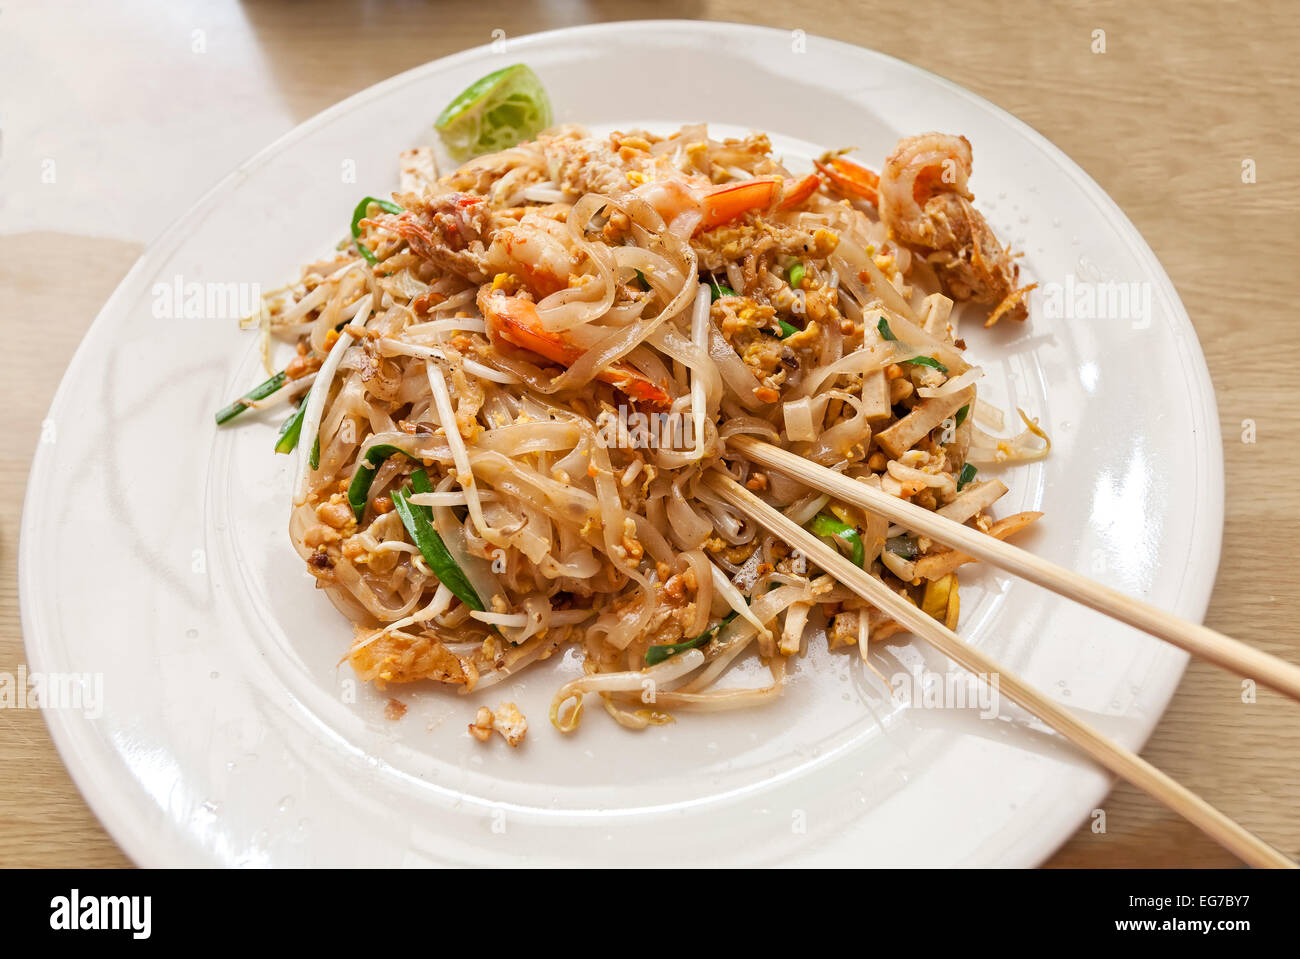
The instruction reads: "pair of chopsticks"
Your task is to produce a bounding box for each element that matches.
[710,436,1299,868]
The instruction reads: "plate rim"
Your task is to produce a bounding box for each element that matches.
[20,18,1223,867]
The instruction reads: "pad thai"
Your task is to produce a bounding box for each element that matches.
[218,71,1047,737]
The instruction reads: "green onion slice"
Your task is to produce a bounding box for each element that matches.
[808,512,866,568]
[350,196,404,264]
[391,469,485,613]
[902,355,949,373]
[274,402,306,454]
[878,316,949,372]
[645,611,738,667]
[215,370,287,425]
[346,443,412,520]
[957,463,978,491]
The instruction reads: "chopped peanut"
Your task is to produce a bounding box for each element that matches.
[469,702,528,746]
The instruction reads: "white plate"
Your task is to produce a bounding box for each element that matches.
[21,21,1221,866]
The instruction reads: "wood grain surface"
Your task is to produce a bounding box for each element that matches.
[2,0,1296,867]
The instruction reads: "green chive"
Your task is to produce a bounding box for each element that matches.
[709,281,736,302]
[391,472,485,613]
[645,611,738,667]
[957,463,978,491]
[274,402,306,454]
[215,370,287,425]
[808,512,866,568]
[955,404,970,427]
[346,443,412,520]
[787,262,806,289]
[778,318,800,338]
[350,196,405,265]
[902,355,949,373]
[409,467,436,511]
[876,315,950,373]
[309,435,321,470]
[634,269,651,292]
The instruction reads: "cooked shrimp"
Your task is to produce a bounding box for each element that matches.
[878,132,1034,325]
[486,211,576,298]
[815,154,879,205]
[637,173,824,236]
[634,176,709,233]
[479,288,671,408]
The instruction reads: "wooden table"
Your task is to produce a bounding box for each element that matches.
[2,0,1296,867]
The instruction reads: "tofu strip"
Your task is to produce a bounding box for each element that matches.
[935,479,1008,525]
[874,386,974,459]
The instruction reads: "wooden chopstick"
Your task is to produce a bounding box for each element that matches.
[731,435,1300,703]
[705,471,1295,868]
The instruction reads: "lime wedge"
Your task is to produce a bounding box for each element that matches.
[435,64,553,162]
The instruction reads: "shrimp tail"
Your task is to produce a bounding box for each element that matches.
[480,289,671,409]
[815,156,879,205]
